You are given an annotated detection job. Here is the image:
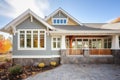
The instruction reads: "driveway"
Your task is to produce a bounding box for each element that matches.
[26,64,120,80]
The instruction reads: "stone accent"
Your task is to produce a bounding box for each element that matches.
[61,49,114,64]
[13,58,60,66]
[112,50,120,64]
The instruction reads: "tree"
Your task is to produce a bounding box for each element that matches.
[0,39,12,54]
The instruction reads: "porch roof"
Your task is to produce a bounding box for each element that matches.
[53,25,114,31]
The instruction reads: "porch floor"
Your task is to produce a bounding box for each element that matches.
[26,64,120,80]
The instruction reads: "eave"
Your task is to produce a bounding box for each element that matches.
[49,30,120,36]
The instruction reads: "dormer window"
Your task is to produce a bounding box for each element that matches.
[52,18,67,25]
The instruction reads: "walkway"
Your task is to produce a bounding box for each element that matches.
[26,64,120,80]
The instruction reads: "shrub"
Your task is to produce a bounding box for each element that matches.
[9,65,23,75]
[38,63,45,68]
[5,58,11,63]
[50,61,57,67]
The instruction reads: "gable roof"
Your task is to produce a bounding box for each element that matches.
[1,9,55,33]
[45,7,83,25]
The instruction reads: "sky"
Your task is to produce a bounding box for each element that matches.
[0,0,120,37]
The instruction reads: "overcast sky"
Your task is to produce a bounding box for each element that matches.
[0,0,120,29]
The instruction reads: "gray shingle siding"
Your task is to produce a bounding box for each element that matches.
[13,17,60,56]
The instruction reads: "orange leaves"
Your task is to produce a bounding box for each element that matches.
[0,39,12,54]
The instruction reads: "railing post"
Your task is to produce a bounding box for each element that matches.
[112,35,119,49]
[61,35,66,49]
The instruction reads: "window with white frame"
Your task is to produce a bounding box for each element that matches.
[52,18,67,25]
[19,30,46,50]
[52,37,61,49]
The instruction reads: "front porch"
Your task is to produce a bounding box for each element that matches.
[64,35,113,56]
[60,35,120,64]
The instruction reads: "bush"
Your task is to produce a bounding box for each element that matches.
[50,61,57,67]
[5,58,11,63]
[9,65,23,75]
[38,63,45,68]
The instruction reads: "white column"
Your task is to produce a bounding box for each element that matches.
[61,35,66,49]
[112,35,119,49]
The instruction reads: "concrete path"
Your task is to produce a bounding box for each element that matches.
[26,64,120,80]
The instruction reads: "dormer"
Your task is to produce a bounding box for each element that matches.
[45,8,82,26]
[52,11,67,25]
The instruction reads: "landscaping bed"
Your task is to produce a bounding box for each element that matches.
[0,61,59,80]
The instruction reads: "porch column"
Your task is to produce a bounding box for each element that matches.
[61,35,66,49]
[112,35,119,49]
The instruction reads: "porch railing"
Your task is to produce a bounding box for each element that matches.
[66,48,84,55]
[66,48,112,55]
[89,49,112,55]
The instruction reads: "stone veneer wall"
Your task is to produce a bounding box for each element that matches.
[13,58,60,66]
[112,50,120,64]
[60,49,114,64]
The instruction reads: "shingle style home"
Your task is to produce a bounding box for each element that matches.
[1,8,120,65]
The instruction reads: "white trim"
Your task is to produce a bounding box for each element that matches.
[61,35,66,49]
[45,7,83,25]
[30,15,33,22]
[51,36,61,50]
[18,29,46,50]
[12,55,60,58]
[2,9,55,33]
[49,30,120,35]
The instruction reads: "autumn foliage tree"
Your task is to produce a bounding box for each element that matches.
[0,38,12,54]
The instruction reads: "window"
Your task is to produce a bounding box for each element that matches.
[19,30,46,50]
[20,31,25,48]
[52,37,61,50]
[66,38,112,49]
[104,38,111,48]
[33,31,38,48]
[26,31,31,48]
[52,18,67,25]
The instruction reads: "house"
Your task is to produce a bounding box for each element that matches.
[1,8,120,65]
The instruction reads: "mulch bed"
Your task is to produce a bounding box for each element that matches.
[0,62,59,80]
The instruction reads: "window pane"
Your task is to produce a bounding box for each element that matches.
[92,39,96,48]
[77,39,82,48]
[57,19,59,23]
[53,42,56,48]
[33,34,38,48]
[108,42,111,48]
[97,39,102,48]
[33,31,38,34]
[57,42,61,48]
[53,38,56,41]
[40,34,44,48]
[57,38,61,41]
[20,31,24,34]
[54,19,56,24]
[27,34,31,48]
[27,31,31,33]
[40,31,45,33]
[20,34,24,48]
[64,19,66,23]
[104,39,107,48]
[61,19,63,23]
